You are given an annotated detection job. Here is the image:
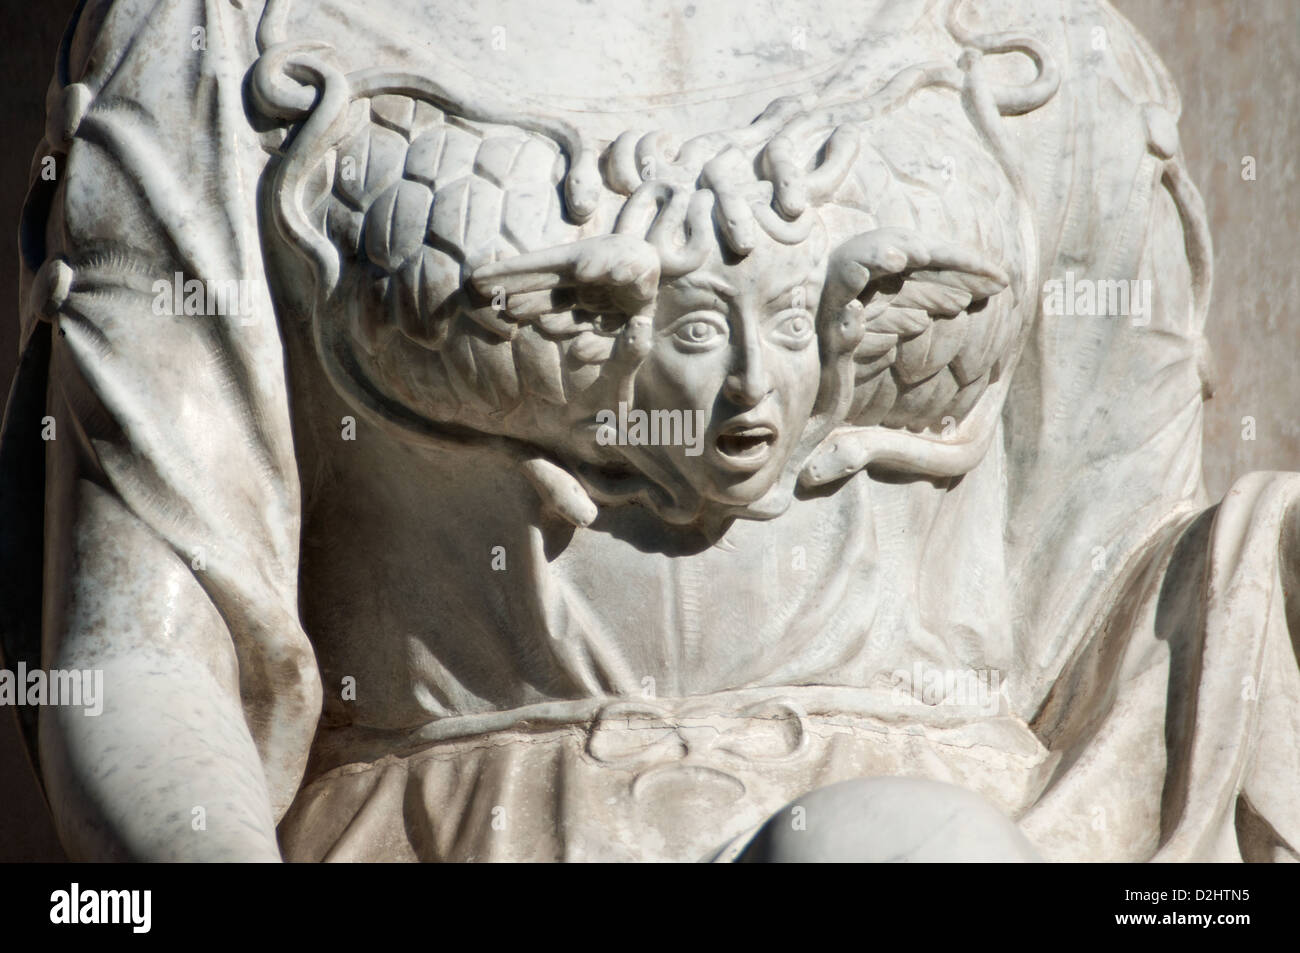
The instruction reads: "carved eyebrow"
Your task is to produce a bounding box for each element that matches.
[764,276,813,308]
[672,273,738,297]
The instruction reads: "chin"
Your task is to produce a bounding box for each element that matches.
[723,484,800,522]
[700,465,791,509]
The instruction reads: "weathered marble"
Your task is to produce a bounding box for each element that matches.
[2,0,1299,862]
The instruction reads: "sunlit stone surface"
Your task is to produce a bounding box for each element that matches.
[3,0,1298,862]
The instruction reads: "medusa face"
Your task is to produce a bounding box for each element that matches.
[631,230,826,511]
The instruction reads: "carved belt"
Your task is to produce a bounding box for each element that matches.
[585,696,810,799]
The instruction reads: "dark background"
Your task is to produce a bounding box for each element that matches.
[2,0,1297,861]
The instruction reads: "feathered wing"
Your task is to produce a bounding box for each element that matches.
[829,231,1014,434]
[303,92,597,428]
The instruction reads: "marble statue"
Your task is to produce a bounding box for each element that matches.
[3,0,1298,862]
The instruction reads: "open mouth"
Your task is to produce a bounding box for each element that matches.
[714,425,777,470]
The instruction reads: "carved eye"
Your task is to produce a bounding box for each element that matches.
[770,309,815,349]
[666,312,729,353]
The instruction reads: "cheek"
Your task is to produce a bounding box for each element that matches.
[770,345,821,414]
[640,346,729,409]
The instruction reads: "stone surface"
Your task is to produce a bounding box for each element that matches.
[2,0,1299,862]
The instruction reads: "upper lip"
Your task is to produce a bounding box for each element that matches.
[720,408,777,433]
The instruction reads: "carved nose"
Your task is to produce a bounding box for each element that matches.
[723,342,771,407]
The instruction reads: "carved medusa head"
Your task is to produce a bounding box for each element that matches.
[259,39,1030,527]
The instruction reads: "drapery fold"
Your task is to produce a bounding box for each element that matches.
[5,0,319,818]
